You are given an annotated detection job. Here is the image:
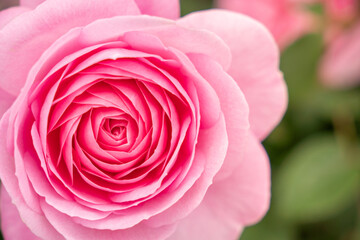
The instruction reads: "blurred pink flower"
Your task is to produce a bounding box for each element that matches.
[217,0,313,48]
[0,0,287,239]
[318,0,360,87]
[324,0,358,22]
[320,22,360,88]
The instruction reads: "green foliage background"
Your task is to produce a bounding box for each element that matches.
[181,1,360,239]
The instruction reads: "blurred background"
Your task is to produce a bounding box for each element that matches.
[1,0,359,239]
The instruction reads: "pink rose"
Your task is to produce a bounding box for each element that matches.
[0,0,287,239]
[323,0,358,22]
[320,22,360,88]
[216,0,313,48]
[316,0,360,88]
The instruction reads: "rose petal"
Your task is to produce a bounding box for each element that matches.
[187,53,249,180]
[0,6,29,29]
[134,0,180,20]
[20,0,180,19]
[146,114,228,228]
[0,87,15,118]
[167,132,270,239]
[179,9,287,140]
[0,0,141,95]
[205,132,271,225]
[1,187,42,240]
[167,203,243,240]
[20,0,45,8]
[0,113,64,240]
[40,199,176,240]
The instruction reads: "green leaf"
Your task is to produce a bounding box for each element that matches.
[240,211,296,240]
[280,33,324,109]
[180,0,213,16]
[274,134,359,223]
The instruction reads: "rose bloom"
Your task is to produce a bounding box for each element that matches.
[216,0,313,48]
[290,0,360,88]
[319,0,360,88]
[320,22,360,88]
[0,0,287,239]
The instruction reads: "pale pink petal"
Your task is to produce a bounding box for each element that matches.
[20,0,179,19]
[168,132,270,240]
[0,111,22,210]
[206,132,271,226]
[134,0,180,19]
[0,0,140,96]
[167,202,244,240]
[179,9,287,140]
[320,22,360,88]
[40,200,176,240]
[0,112,65,240]
[187,53,249,180]
[0,87,15,118]
[0,6,29,29]
[1,187,41,240]
[20,0,45,8]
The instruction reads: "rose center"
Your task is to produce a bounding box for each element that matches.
[111,126,125,137]
[102,118,128,141]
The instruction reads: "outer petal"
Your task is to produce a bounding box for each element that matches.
[166,202,244,240]
[0,0,140,96]
[167,132,271,240]
[1,187,41,240]
[0,6,30,29]
[134,0,180,19]
[320,22,360,88]
[19,0,180,19]
[0,6,31,117]
[20,0,45,9]
[0,112,64,240]
[179,9,287,140]
[40,201,176,240]
[187,53,249,180]
[0,87,15,118]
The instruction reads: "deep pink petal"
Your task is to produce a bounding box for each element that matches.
[0,0,140,95]
[134,0,180,19]
[320,22,360,88]
[179,9,287,140]
[146,114,228,228]
[167,132,270,239]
